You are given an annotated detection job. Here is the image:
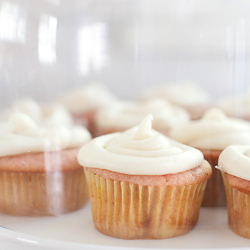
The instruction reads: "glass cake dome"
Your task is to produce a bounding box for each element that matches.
[0,0,250,249]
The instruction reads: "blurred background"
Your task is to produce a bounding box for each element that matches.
[0,0,250,106]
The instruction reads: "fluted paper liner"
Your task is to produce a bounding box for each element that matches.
[85,168,207,239]
[0,168,88,216]
[222,172,250,239]
[200,149,226,207]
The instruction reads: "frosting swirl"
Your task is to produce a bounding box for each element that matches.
[170,108,250,150]
[58,84,116,114]
[218,92,250,118]
[78,115,203,175]
[218,145,250,181]
[0,100,91,157]
[96,99,190,134]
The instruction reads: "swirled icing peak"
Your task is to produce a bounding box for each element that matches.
[132,114,153,140]
[12,99,42,122]
[3,99,73,127]
[140,82,210,107]
[0,100,91,157]
[202,108,226,121]
[58,84,117,114]
[170,108,250,150]
[78,115,203,175]
[8,112,42,136]
[218,91,250,117]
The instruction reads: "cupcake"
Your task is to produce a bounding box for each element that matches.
[170,108,250,207]
[0,101,91,216]
[218,92,250,121]
[139,82,211,120]
[78,115,211,239]
[58,84,116,136]
[95,99,190,136]
[218,145,250,238]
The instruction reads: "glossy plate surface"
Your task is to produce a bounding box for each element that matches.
[0,205,249,250]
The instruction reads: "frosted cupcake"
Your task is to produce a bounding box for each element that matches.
[139,82,211,120]
[58,84,116,136]
[218,92,250,121]
[78,115,211,239]
[0,102,91,216]
[218,145,250,238]
[170,108,250,207]
[95,99,190,136]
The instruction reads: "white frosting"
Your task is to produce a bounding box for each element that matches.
[218,92,250,117]
[140,82,210,107]
[96,99,190,133]
[218,145,250,181]
[58,84,117,114]
[0,100,91,157]
[78,115,204,175]
[170,108,250,150]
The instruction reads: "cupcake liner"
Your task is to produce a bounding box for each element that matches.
[84,168,207,239]
[200,149,226,207]
[222,172,250,238]
[0,168,88,216]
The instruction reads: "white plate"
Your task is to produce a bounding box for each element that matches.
[0,204,249,250]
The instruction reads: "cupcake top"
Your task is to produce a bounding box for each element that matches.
[218,145,250,181]
[170,108,250,150]
[78,115,204,175]
[96,99,190,133]
[0,100,91,157]
[58,84,116,114]
[218,92,250,118]
[4,99,73,126]
[140,82,210,107]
